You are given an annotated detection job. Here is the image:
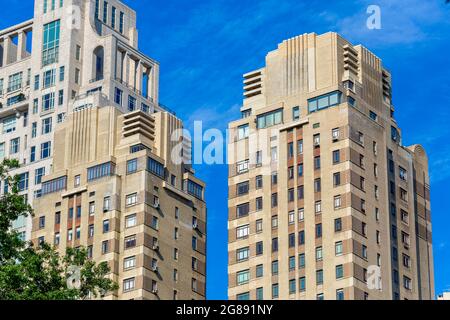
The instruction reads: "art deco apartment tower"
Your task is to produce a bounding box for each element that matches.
[227,32,434,300]
[1,0,206,299]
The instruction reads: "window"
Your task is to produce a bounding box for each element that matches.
[334,195,342,209]
[115,9,124,32]
[87,162,115,181]
[41,176,66,195]
[288,188,294,202]
[128,95,136,111]
[113,87,123,106]
[256,287,263,300]
[33,99,39,114]
[255,241,263,255]
[400,188,408,201]
[123,278,135,292]
[237,124,249,140]
[314,156,321,170]
[399,167,408,181]
[18,173,29,191]
[250,265,262,280]
[103,1,108,23]
[255,175,263,189]
[308,91,342,113]
[256,197,263,211]
[102,196,111,211]
[271,171,278,185]
[298,163,303,177]
[39,216,45,229]
[59,66,65,81]
[314,178,321,192]
[289,279,296,294]
[124,256,136,270]
[0,143,4,159]
[236,292,249,300]
[271,260,279,275]
[271,147,277,163]
[111,6,116,28]
[256,109,283,129]
[54,232,60,245]
[147,157,165,178]
[124,235,136,249]
[236,160,249,174]
[403,276,412,290]
[271,193,278,208]
[298,230,305,245]
[335,218,342,232]
[151,216,159,230]
[42,20,60,66]
[315,223,322,238]
[362,245,368,259]
[126,193,137,206]
[316,246,323,261]
[42,92,55,111]
[288,142,294,158]
[313,134,320,146]
[336,289,345,300]
[236,181,249,196]
[401,210,409,224]
[35,167,45,184]
[332,128,340,141]
[103,219,110,233]
[43,69,56,88]
[3,116,17,133]
[10,138,20,154]
[271,284,279,298]
[75,68,80,84]
[272,238,278,252]
[125,214,137,228]
[336,265,344,279]
[335,241,343,255]
[236,203,249,218]
[292,106,300,120]
[75,226,81,239]
[34,75,40,90]
[315,201,322,214]
[256,219,263,233]
[127,159,138,174]
[236,270,250,285]
[236,225,249,239]
[271,216,278,229]
[55,212,62,225]
[288,211,295,225]
[316,269,323,285]
[236,247,249,262]
[298,208,304,222]
[42,117,52,134]
[255,151,262,166]
[7,72,22,92]
[289,233,295,247]
[297,139,303,154]
[332,150,340,164]
[101,240,108,254]
[88,224,94,238]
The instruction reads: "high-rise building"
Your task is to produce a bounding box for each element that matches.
[31,106,206,300]
[1,0,206,299]
[227,32,434,300]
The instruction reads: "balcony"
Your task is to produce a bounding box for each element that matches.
[0,85,29,118]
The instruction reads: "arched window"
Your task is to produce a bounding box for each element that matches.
[93,46,104,81]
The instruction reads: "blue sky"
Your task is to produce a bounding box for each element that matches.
[2,0,449,299]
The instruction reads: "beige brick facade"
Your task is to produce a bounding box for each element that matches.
[227,32,434,300]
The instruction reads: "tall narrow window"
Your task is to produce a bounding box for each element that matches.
[42,20,61,66]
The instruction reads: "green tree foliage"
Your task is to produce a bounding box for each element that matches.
[0,159,118,300]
